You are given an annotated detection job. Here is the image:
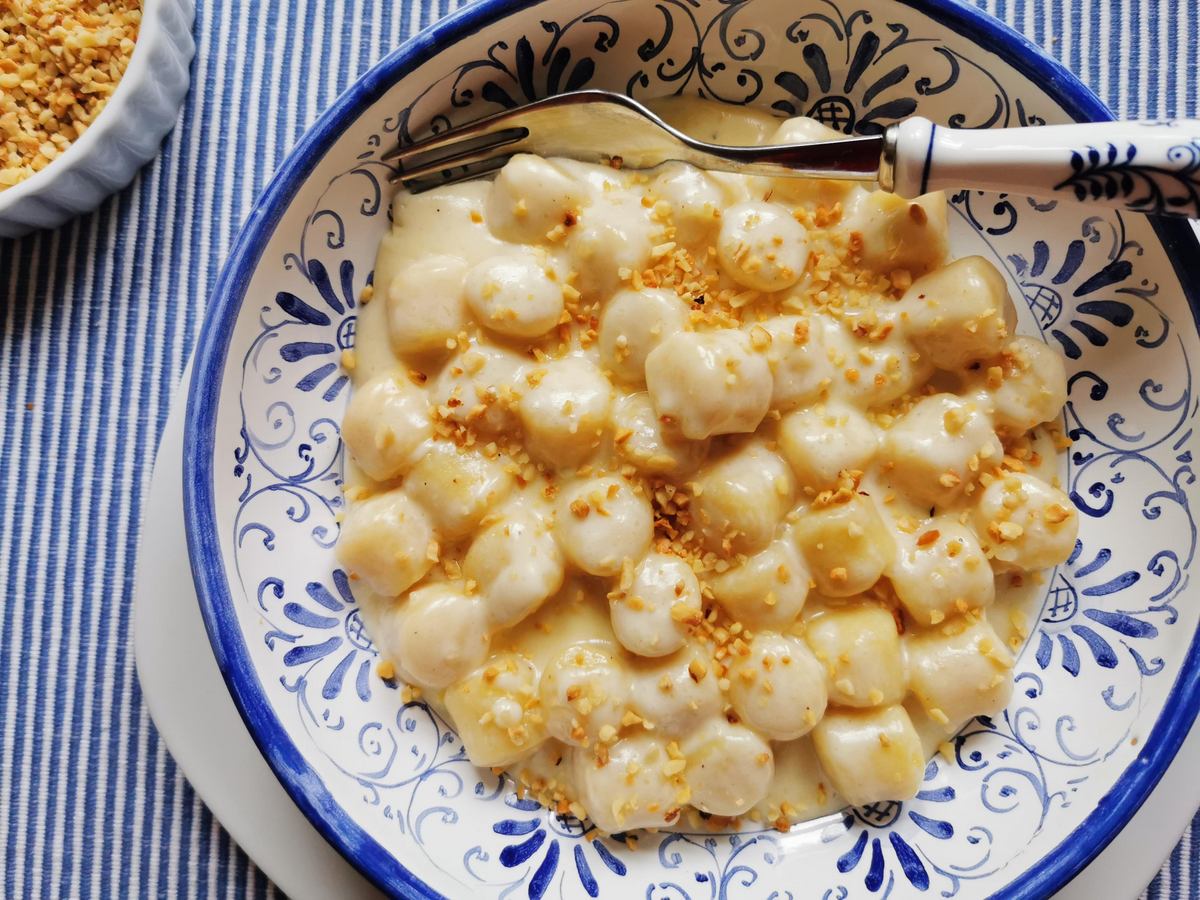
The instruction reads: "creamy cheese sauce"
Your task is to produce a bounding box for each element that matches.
[337,97,1078,834]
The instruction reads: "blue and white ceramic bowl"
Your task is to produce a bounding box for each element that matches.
[183,1,1200,896]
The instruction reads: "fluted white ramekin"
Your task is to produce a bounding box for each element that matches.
[0,0,195,239]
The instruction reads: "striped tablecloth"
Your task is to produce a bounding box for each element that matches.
[0,0,1196,897]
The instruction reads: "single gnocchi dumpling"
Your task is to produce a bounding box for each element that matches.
[779,401,878,490]
[899,255,1016,370]
[609,553,701,658]
[405,442,514,539]
[707,537,811,628]
[444,654,547,767]
[387,255,470,356]
[811,705,926,806]
[974,472,1078,569]
[629,649,723,736]
[805,604,907,708]
[554,476,653,577]
[336,489,434,596]
[792,495,894,597]
[717,200,809,292]
[694,442,794,555]
[611,392,710,476]
[843,190,948,276]
[485,154,588,243]
[645,330,772,440]
[564,191,655,300]
[650,162,726,244]
[518,356,613,466]
[342,373,431,481]
[464,253,565,339]
[985,337,1069,433]
[682,720,775,816]
[574,734,680,832]
[888,518,995,626]
[539,642,630,747]
[766,117,858,208]
[387,583,490,690]
[598,287,689,385]
[465,510,565,627]
[906,617,1014,729]
[753,315,832,410]
[727,633,828,740]
[881,393,1002,508]
[431,343,528,435]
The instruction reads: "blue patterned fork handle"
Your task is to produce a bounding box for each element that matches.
[885,118,1200,218]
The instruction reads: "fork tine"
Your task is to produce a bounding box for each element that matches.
[381,111,527,162]
[398,155,512,193]
[396,133,525,181]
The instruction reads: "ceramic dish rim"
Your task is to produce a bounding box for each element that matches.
[182,1,1200,896]
[0,0,190,213]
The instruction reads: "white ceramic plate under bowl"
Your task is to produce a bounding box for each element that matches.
[183,1,1200,897]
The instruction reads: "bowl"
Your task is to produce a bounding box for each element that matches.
[183,1,1200,896]
[0,0,196,238]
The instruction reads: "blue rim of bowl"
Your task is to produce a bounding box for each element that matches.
[183,1,1200,896]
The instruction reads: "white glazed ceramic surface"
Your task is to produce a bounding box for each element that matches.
[184,2,1200,897]
[0,0,196,238]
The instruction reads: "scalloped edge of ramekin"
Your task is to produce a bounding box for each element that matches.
[0,0,196,239]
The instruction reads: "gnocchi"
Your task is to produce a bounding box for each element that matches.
[387,255,470,356]
[405,442,513,539]
[518,356,612,465]
[707,537,811,628]
[906,618,1014,727]
[716,201,810,292]
[693,442,794,555]
[682,720,775,816]
[881,392,1003,508]
[464,253,564,339]
[812,705,926,807]
[645,330,773,439]
[610,391,710,476]
[608,552,701,658]
[342,98,1074,835]
[779,401,877,489]
[341,373,431,481]
[386,583,490,690]
[791,494,895,597]
[974,472,1078,569]
[444,654,547,767]
[888,518,995,626]
[805,605,907,708]
[554,475,653,577]
[598,287,689,385]
[464,509,565,628]
[336,489,434,596]
[726,633,827,739]
[899,255,1015,370]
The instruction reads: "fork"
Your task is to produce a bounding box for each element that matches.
[384,89,1200,219]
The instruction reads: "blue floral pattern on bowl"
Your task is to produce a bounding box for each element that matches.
[185,1,1200,896]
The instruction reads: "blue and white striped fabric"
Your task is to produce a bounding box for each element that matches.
[0,1,1195,897]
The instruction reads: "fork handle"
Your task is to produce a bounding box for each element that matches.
[888,117,1200,218]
